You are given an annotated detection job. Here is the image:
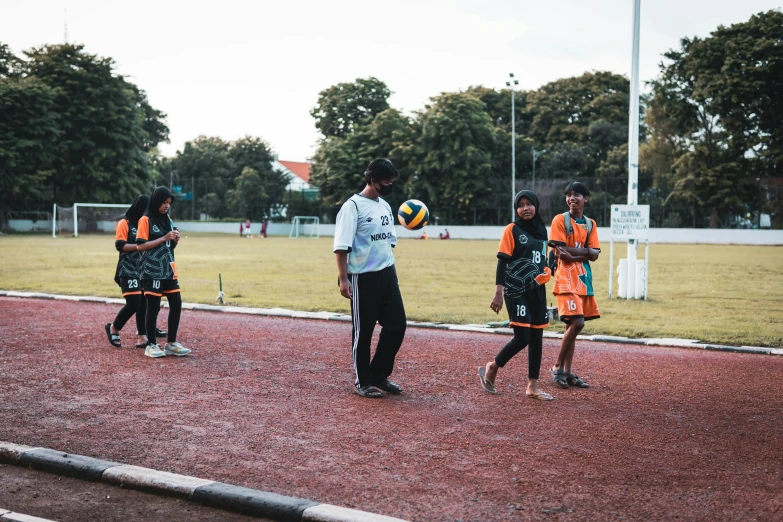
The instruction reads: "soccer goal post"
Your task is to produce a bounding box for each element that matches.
[289,216,319,238]
[53,203,130,237]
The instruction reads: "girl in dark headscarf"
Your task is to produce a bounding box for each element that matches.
[478,190,554,400]
[136,187,191,358]
[105,195,156,348]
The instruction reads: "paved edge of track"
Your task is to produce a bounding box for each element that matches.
[0,442,408,522]
[0,506,57,522]
[1,290,779,356]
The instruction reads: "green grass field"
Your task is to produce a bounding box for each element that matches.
[1,234,781,347]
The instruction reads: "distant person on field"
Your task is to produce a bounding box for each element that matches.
[239,221,243,238]
[478,190,553,400]
[137,187,191,359]
[548,181,600,389]
[439,229,450,240]
[417,231,429,240]
[260,220,268,238]
[244,219,252,237]
[333,158,407,399]
[105,195,163,349]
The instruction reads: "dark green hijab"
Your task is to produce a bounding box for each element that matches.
[513,190,548,241]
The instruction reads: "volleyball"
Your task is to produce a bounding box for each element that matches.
[397,199,429,230]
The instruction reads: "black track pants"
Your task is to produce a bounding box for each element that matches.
[494,326,544,380]
[145,292,182,345]
[350,265,406,388]
[113,294,146,335]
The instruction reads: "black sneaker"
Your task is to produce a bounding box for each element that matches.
[373,378,402,395]
[155,328,167,338]
[354,385,383,399]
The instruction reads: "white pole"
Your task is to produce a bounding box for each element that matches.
[626,0,641,299]
[511,84,516,222]
[618,259,628,299]
[73,203,79,238]
[644,240,650,300]
[52,203,57,238]
[608,239,614,299]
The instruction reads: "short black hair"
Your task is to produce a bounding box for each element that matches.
[564,181,590,197]
[364,158,398,184]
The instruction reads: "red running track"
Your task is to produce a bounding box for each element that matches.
[1,297,781,521]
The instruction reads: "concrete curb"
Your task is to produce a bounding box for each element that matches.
[191,482,318,521]
[0,442,408,522]
[1,289,780,355]
[18,448,121,482]
[101,465,213,498]
[0,510,57,522]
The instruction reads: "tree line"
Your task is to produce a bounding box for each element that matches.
[2,10,780,228]
[309,10,782,228]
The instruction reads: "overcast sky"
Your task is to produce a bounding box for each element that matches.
[1,1,778,162]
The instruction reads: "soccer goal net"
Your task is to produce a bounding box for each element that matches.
[53,203,129,237]
[289,216,319,238]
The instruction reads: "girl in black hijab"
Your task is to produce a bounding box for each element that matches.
[478,190,554,400]
[105,195,153,348]
[136,187,191,358]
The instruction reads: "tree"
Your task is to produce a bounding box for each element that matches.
[228,167,266,221]
[228,136,288,219]
[19,44,169,205]
[526,71,632,173]
[412,92,498,221]
[309,108,414,210]
[692,10,783,179]
[0,75,59,228]
[169,136,233,216]
[647,10,783,226]
[0,43,21,77]
[310,77,391,138]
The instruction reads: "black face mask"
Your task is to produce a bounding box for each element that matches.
[376,181,393,196]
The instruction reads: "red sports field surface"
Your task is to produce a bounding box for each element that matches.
[1,297,781,521]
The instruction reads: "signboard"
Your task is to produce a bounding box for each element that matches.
[611,204,649,240]
[172,185,183,194]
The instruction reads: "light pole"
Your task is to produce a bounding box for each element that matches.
[532,147,546,193]
[506,73,519,221]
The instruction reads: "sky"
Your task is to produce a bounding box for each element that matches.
[1,1,778,162]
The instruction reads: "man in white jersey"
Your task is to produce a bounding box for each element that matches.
[334,159,407,399]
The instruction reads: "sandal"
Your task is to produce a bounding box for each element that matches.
[550,367,569,389]
[478,367,497,395]
[526,390,554,401]
[567,373,590,388]
[354,385,383,399]
[104,323,121,348]
[373,378,402,395]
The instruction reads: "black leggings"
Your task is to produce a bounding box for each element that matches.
[145,292,182,345]
[494,326,543,380]
[113,294,146,335]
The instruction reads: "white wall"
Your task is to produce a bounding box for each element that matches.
[8,220,783,244]
[170,222,783,245]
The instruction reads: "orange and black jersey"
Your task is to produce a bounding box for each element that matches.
[497,223,548,298]
[136,215,177,281]
[549,213,600,296]
[114,219,142,285]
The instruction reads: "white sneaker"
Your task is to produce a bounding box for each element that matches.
[144,344,166,358]
[164,341,191,357]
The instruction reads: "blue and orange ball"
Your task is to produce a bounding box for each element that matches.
[397,199,429,230]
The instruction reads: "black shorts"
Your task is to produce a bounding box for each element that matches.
[142,278,180,297]
[504,285,549,329]
[119,277,142,297]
